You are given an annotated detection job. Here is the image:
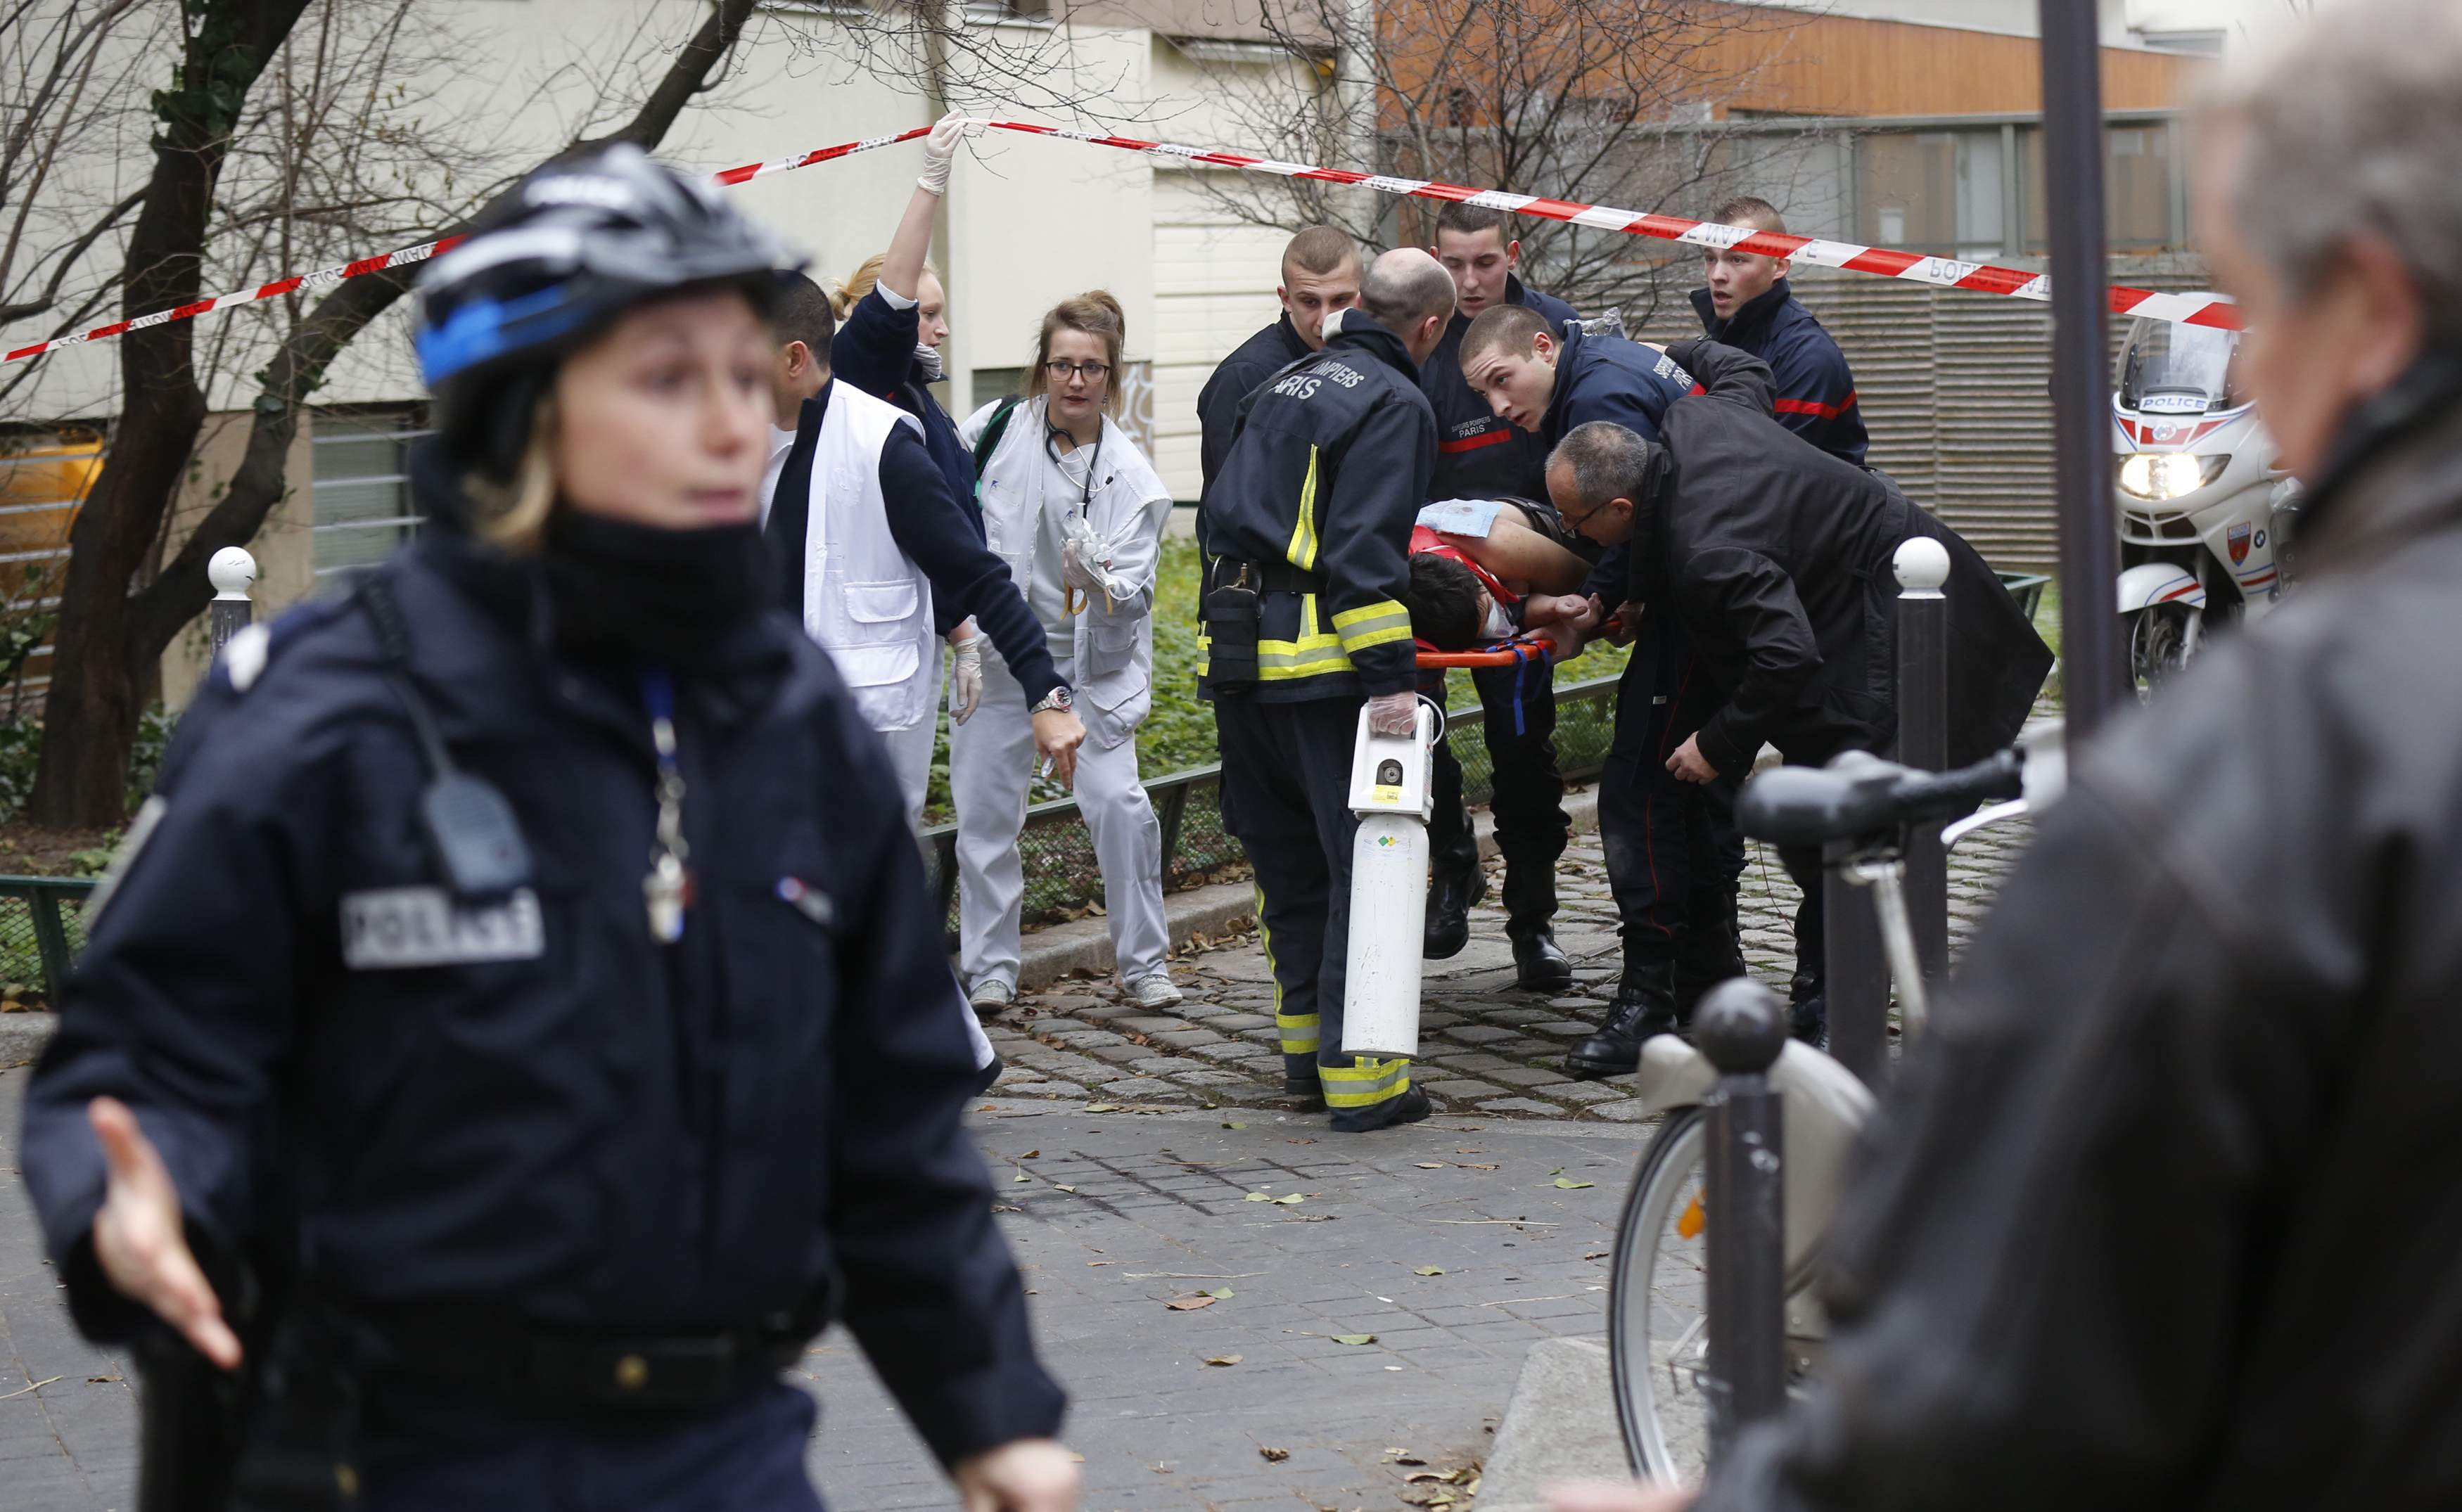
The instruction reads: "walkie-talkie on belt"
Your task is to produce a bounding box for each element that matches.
[1203,560,1262,691]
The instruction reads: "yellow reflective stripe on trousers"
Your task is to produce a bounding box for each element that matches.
[1284,446,1321,572]
[1331,598,1413,653]
[1320,1056,1411,1108]
[1255,884,1319,1054]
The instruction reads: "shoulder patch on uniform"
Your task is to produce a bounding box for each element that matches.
[221,622,272,693]
[341,886,545,970]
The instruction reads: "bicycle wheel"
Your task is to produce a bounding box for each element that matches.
[1607,1106,1712,1485]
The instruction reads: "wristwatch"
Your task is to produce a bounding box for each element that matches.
[1029,686,1074,715]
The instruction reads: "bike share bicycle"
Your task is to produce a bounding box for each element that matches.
[1605,726,2067,1483]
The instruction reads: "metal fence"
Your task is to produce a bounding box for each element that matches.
[0,876,92,1004]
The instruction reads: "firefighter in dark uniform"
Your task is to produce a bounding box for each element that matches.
[1457,304,1734,1075]
[1194,226,1363,506]
[1692,195,1869,465]
[1199,248,1457,1133]
[1415,203,1583,987]
[18,147,1077,1512]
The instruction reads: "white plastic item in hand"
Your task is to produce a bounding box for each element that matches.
[1059,512,1138,608]
[948,631,984,724]
[917,111,966,195]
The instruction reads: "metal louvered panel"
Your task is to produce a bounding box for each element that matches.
[1791,261,2212,570]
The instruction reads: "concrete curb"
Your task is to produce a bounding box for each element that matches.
[1015,785,1605,992]
[1477,1335,1631,1511]
[0,1012,56,1068]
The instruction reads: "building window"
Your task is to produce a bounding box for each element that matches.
[1854,129,2003,259]
[2020,124,2181,255]
[312,409,428,579]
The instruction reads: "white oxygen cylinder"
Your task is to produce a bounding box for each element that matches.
[1340,700,1439,1060]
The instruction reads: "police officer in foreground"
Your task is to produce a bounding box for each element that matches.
[1416,202,1583,986]
[1200,248,1457,1132]
[19,146,1076,1511]
[1690,196,1867,466]
[1195,226,1363,505]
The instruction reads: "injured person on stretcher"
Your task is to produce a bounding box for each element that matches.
[1400,495,1604,660]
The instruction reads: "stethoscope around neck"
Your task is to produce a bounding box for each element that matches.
[1043,404,1107,615]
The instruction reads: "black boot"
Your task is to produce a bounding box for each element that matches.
[1330,1085,1432,1134]
[1566,985,1680,1079]
[1789,992,1827,1046]
[1512,929,1575,992]
[1284,1070,1327,1111]
[1423,866,1486,960]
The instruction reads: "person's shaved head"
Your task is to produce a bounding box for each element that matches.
[1459,303,1551,368]
[1282,225,1360,284]
[1357,247,1458,364]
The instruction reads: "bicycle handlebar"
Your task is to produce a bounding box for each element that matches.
[1737,748,2027,849]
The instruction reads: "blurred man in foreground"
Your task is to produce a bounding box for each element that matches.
[1557,0,2462,1506]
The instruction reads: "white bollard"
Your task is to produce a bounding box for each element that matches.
[207,546,259,660]
[1339,699,1437,1060]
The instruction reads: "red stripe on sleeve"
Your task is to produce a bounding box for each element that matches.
[1439,429,1514,455]
[1772,390,1857,420]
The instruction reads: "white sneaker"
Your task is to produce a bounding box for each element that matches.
[1125,974,1183,1008]
[969,978,1016,1013]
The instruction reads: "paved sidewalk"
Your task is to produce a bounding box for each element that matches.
[3,1068,1638,1511]
[983,825,2029,1125]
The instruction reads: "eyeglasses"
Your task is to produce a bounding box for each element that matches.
[1044,359,1111,382]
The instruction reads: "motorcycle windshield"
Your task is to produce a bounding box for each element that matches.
[2117,319,2247,414]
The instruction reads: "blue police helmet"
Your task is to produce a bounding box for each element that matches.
[414,143,805,478]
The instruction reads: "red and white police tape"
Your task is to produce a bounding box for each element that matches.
[2,117,2237,367]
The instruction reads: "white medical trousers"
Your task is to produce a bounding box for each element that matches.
[950,649,1168,992]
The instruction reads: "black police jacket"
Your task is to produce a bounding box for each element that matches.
[20,521,1064,1468]
[1541,316,1697,449]
[1420,275,1578,501]
[1650,338,2049,778]
[1197,312,1313,507]
[1197,309,1434,702]
[1699,371,2462,1512]
[1690,278,1868,464]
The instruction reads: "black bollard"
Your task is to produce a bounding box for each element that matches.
[1894,538,1951,993]
[1695,977,1789,1463]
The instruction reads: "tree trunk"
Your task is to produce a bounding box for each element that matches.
[30,0,755,828]
[28,0,313,827]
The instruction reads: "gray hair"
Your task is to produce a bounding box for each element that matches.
[1359,248,1456,333]
[1548,421,1656,511]
[2200,0,2462,342]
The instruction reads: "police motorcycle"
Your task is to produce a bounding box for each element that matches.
[2110,304,2300,688]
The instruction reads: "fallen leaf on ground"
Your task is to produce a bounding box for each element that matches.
[1329,1333,1377,1345]
[1021,1150,1040,1159]
[1287,1136,1316,1145]
[1552,1177,1595,1190]
[1414,1162,1446,1169]
[1223,1121,1246,1129]
[1053,1184,1076,1193]
[1246,1191,1305,1205]
[1085,1103,1118,1113]
[1583,1251,1609,1260]
[1412,1265,1445,1276]
[1455,1148,1484,1155]
[1012,1170,1031,1184]
[1204,1355,1242,1367]
[1204,1286,1235,1298]
[1464,1163,1499,1171]
[1166,1295,1218,1312]
[1260,1446,1291,1463]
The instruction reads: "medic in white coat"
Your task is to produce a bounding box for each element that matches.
[955,293,1180,1013]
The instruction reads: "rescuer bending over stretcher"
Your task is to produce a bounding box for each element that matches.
[1399,496,1603,658]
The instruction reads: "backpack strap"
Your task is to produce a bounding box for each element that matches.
[971,396,1022,496]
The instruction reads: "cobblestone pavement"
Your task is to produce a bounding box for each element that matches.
[986,815,2032,1124]
[3,1068,1642,1511]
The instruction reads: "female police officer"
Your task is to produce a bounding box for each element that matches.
[19,146,1078,1512]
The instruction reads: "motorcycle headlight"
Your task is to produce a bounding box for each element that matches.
[2117,453,2229,502]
